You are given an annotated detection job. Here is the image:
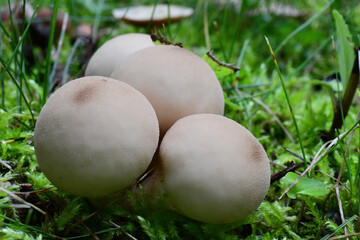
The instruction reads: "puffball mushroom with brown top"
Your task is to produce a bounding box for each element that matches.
[111,45,224,136]
[34,76,159,198]
[85,33,154,77]
[153,114,270,224]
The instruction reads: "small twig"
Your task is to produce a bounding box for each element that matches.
[150,32,183,47]
[335,186,348,237]
[107,220,138,240]
[282,146,304,160]
[82,223,100,240]
[279,125,359,199]
[206,51,240,73]
[331,109,360,240]
[270,160,302,175]
[0,186,48,228]
[314,170,349,191]
[271,162,304,183]
[336,108,360,185]
[0,137,26,144]
[13,187,53,197]
[329,233,360,240]
[0,159,12,170]
[136,166,156,186]
[236,89,295,143]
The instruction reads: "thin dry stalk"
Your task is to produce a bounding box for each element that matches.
[282,146,304,160]
[0,185,49,231]
[328,233,360,239]
[0,159,12,170]
[279,127,359,199]
[53,12,69,60]
[0,186,46,215]
[314,170,348,191]
[107,220,138,240]
[270,160,302,175]
[336,108,360,185]
[335,185,348,236]
[235,89,295,143]
[82,223,100,240]
[332,108,360,239]
[203,1,210,51]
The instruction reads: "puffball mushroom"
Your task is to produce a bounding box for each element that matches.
[85,33,154,77]
[34,76,159,198]
[112,4,194,28]
[157,114,270,224]
[111,45,224,136]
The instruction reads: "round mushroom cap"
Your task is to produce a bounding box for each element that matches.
[112,4,194,27]
[34,76,159,198]
[85,33,154,77]
[110,45,224,136]
[159,114,270,224]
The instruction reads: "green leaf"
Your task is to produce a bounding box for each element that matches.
[281,172,330,199]
[332,9,355,90]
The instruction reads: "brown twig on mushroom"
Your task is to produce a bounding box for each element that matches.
[150,32,183,47]
[207,51,240,73]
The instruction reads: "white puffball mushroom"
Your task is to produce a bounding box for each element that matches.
[111,45,224,136]
[34,76,159,198]
[158,114,270,224]
[85,33,154,77]
[112,4,194,28]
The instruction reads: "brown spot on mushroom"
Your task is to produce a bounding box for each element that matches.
[155,114,270,224]
[73,84,97,104]
[73,78,110,104]
[249,138,266,162]
[34,76,159,198]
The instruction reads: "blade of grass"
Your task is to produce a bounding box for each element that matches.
[61,38,82,86]
[0,5,38,125]
[287,36,332,79]
[49,12,69,86]
[203,0,210,51]
[0,21,13,39]
[91,0,105,43]
[166,1,173,40]
[17,0,27,112]
[0,58,34,127]
[0,214,59,239]
[265,36,308,169]
[235,39,249,78]
[228,1,243,60]
[213,21,228,62]
[273,0,335,55]
[146,0,159,33]
[42,0,60,105]
[320,215,357,240]
[0,23,3,107]
[7,0,20,42]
